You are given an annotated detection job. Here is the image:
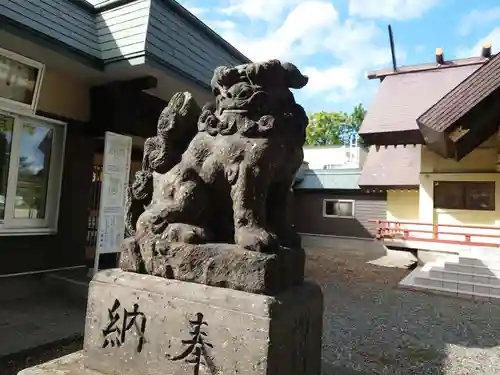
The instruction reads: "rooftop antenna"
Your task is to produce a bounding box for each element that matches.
[388,25,397,71]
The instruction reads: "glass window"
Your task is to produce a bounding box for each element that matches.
[14,123,53,219]
[0,54,39,105]
[0,110,65,231]
[323,199,355,217]
[0,51,61,232]
[434,182,464,210]
[434,181,495,211]
[0,113,13,220]
[0,47,43,111]
[465,182,495,210]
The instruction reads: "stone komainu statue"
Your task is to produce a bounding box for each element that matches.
[120,59,310,294]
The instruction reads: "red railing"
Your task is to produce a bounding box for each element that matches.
[369,220,500,248]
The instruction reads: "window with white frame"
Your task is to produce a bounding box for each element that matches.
[323,199,355,218]
[0,48,65,233]
[0,111,65,231]
[0,47,44,112]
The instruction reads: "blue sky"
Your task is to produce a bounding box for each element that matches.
[19,125,51,173]
[178,0,500,114]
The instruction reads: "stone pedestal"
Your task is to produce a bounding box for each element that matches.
[19,269,323,375]
[120,241,306,295]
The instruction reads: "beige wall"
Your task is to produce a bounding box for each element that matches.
[419,136,500,226]
[37,69,90,122]
[385,136,500,244]
[387,190,419,222]
[421,136,498,174]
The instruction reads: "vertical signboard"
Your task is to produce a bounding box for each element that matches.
[93,131,132,275]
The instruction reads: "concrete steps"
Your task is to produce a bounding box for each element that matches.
[399,254,500,302]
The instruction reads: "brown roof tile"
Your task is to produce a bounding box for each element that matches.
[366,56,487,79]
[358,145,421,187]
[418,53,500,132]
[359,65,480,136]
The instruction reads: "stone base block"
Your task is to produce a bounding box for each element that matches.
[18,352,94,375]
[120,240,305,295]
[19,269,323,375]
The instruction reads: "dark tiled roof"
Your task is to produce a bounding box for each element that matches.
[358,145,421,187]
[359,65,480,136]
[418,53,500,132]
[11,0,251,65]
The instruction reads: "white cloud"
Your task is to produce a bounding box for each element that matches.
[348,0,439,20]
[199,0,408,109]
[326,80,379,106]
[217,1,340,61]
[303,66,359,95]
[456,27,500,58]
[176,0,207,17]
[323,19,394,65]
[187,7,206,16]
[313,18,406,101]
[219,0,302,22]
[302,43,405,106]
[460,7,500,36]
[208,20,237,30]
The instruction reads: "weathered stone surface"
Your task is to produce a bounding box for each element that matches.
[17,352,95,375]
[122,59,310,293]
[84,270,323,375]
[18,60,324,375]
[19,270,323,375]
[120,239,305,295]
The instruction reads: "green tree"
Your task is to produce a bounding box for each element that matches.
[305,111,344,146]
[305,103,367,146]
[348,103,367,134]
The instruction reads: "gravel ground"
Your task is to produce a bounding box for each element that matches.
[306,247,500,375]
[5,248,500,375]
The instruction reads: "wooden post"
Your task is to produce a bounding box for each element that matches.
[482,42,492,58]
[435,48,445,65]
[403,229,409,240]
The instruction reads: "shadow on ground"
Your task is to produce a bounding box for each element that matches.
[306,246,500,375]
[0,337,83,375]
[0,274,86,375]
[3,247,500,375]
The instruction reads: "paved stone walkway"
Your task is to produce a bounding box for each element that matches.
[0,275,86,359]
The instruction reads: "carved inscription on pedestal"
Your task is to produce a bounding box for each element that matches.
[101,298,147,352]
[99,296,220,374]
[167,312,219,375]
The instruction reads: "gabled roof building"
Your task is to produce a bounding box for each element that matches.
[358,44,500,298]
